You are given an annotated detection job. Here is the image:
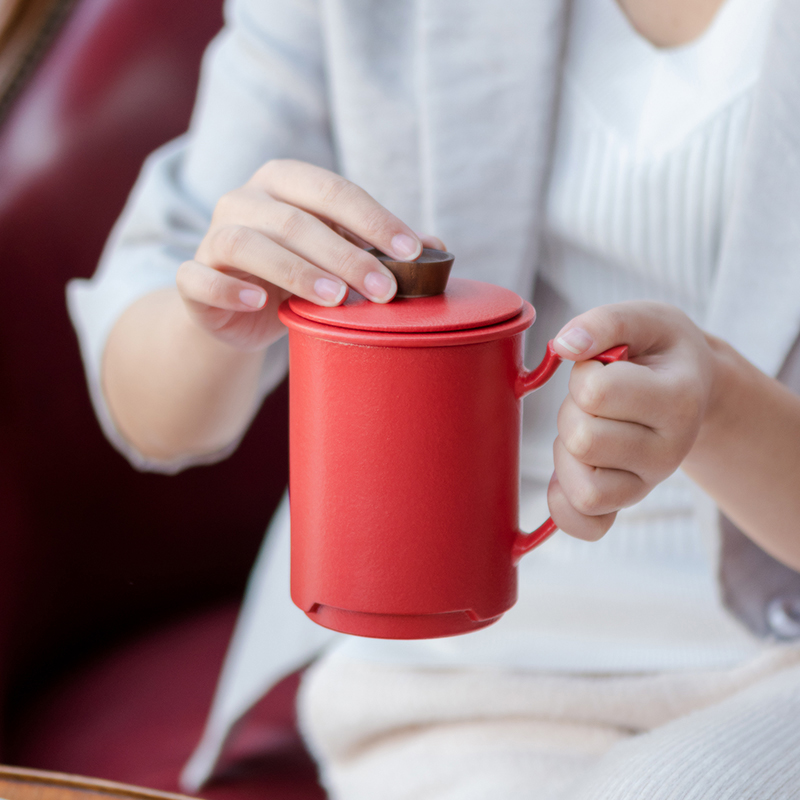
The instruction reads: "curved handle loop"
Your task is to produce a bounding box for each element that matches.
[512,340,629,563]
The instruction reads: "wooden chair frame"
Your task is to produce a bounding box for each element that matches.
[0,0,76,121]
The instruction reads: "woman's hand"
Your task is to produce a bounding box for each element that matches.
[176,159,444,352]
[548,302,716,541]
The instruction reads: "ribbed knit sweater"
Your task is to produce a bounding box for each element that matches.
[337,0,777,673]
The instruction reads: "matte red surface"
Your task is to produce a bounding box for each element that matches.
[289,278,524,332]
[280,297,629,640]
[280,299,535,348]
[282,289,540,639]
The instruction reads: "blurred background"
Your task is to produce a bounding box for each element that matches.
[0,0,319,796]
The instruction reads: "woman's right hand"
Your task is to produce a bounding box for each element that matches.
[176,159,442,352]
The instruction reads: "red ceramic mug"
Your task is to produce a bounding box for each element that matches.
[278,272,627,640]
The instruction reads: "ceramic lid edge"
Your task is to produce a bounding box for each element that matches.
[286,278,525,334]
[278,302,536,348]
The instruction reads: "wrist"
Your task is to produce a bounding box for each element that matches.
[105,290,270,462]
[683,334,752,472]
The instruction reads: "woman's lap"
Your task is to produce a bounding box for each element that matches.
[572,661,800,799]
[298,647,800,800]
[314,718,621,800]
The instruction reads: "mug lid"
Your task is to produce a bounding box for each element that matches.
[287,278,524,333]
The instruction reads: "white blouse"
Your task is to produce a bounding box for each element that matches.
[64,0,796,787]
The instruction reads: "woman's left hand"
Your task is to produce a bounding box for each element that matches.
[548,302,716,541]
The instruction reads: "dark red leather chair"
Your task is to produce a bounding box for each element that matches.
[0,0,322,796]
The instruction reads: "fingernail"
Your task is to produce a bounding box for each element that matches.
[414,231,446,251]
[556,327,593,355]
[390,233,421,260]
[239,288,266,309]
[363,271,395,301]
[314,278,347,303]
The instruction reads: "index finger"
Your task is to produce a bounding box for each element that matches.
[253,160,422,262]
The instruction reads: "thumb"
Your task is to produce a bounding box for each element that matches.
[551,325,597,362]
[551,302,667,363]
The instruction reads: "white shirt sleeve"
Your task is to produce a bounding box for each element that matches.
[66,0,335,474]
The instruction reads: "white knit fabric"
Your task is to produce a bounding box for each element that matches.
[334,0,775,674]
[542,0,772,319]
[299,646,800,800]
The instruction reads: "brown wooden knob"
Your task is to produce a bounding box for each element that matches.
[368,247,454,298]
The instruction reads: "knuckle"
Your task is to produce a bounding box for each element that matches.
[275,254,305,292]
[204,273,229,306]
[358,204,389,239]
[276,206,308,242]
[335,246,373,278]
[571,481,605,516]
[213,190,239,221]
[573,375,606,415]
[319,175,355,209]
[256,158,289,185]
[215,225,253,264]
[565,420,595,461]
[175,261,194,294]
[604,306,634,344]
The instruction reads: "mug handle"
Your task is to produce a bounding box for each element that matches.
[511,340,629,563]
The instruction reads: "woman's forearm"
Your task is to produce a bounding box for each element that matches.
[682,335,800,571]
[102,288,270,463]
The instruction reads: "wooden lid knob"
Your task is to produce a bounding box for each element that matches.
[368,248,454,298]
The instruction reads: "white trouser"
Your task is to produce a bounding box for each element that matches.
[298,645,800,800]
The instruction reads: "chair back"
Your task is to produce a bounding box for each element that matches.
[0,0,289,715]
